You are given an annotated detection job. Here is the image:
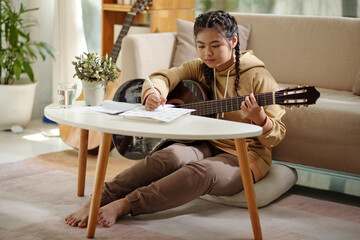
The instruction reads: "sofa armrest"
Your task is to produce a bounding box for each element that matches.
[120,32,177,84]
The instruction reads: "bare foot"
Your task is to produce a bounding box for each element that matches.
[97,198,131,227]
[65,198,91,228]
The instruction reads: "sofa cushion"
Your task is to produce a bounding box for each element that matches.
[120,32,177,84]
[172,19,251,67]
[200,164,297,208]
[273,84,360,175]
[353,70,360,95]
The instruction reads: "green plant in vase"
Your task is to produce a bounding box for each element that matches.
[0,0,54,130]
[72,52,120,106]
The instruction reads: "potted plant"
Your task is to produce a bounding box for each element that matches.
[72,52,120,106]
[0,0,54,130]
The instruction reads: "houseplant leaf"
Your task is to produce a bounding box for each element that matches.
[0,0,54,84]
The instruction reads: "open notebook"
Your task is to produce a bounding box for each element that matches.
[119,105,195,123]
[85,100,195,123]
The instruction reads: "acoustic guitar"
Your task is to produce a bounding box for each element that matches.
[59,0,149,154]
[112,79,320,160]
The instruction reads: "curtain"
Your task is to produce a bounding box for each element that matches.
[51,0,88,102]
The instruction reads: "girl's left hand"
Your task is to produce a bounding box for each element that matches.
[241,93,267,126]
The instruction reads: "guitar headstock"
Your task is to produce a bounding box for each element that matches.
[130,0,149,14]
[276,86,320,108]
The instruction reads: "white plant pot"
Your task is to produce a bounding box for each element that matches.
[0,81,38,130]
[82,80,107,106]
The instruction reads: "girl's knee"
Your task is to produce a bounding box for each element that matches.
[146,144,188,170]
[186,161,218,183]
[186,159,242,196]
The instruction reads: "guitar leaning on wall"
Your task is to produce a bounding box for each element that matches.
[59,0,149,154]
[112,79,320,160]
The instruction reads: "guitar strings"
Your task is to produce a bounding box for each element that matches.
[179,92,278,116]
[182,88,308,115]
[186,93,274,115]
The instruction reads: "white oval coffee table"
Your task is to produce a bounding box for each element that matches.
[45,101,263,239]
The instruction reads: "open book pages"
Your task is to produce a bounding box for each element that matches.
[119,105,195,123]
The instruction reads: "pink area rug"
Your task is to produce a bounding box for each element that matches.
[0,151,359,240]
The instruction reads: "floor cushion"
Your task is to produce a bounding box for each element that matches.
[200,163,298,208]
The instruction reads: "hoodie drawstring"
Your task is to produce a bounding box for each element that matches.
[213,68,231,119]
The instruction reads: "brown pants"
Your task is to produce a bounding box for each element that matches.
[101,141,243,216]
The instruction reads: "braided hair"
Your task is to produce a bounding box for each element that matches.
[194,10,241,96]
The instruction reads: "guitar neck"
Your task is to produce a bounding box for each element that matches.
[179,92,276,116]
[109,13,136,62]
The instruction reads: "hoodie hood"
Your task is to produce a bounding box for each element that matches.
[239,50,265,72]
[216,50,265,77]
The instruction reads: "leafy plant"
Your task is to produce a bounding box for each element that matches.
[0,0,54,84]
[72,52,120,83]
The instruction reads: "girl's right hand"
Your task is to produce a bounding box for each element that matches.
[144,92,167,111]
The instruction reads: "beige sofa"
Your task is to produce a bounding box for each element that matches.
[119,12,360,203]
[120,13,360,176]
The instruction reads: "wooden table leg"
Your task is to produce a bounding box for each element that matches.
[86,132,113,238]
[77,129,89,197]
[234,138,262,240]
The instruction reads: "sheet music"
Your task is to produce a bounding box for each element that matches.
[120,105,195,123]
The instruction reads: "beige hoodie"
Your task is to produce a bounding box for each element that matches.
[142,51,286,181]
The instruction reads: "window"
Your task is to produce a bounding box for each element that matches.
[195,0,359,18]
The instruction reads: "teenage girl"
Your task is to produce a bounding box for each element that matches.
[65,10,286,228]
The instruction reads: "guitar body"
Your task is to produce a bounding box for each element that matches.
[112,79,210,160]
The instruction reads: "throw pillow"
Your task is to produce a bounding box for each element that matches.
[172,19,251,67]
[352,70,360,95]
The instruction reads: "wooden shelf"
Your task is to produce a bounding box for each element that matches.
[102,4,132,12]
[101,0,195,56]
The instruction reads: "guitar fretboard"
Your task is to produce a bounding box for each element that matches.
[109,13,136,63]
[178,92,277,116]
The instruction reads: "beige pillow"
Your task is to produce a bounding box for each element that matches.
[200,164,298,208]
[352,70,360,95]
[172,19,251,67]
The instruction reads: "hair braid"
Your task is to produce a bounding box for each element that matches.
[202,63,214,87]
[194,10,241,95]
[234,39,241,96]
